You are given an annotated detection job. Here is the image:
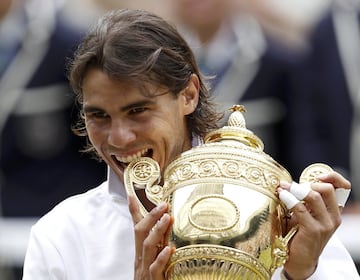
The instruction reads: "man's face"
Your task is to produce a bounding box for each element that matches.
[172,0,231,30]
[82,68,199,183]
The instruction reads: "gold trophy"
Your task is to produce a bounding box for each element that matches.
[124,105,332,280]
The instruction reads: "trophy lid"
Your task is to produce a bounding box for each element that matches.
[204,105,264,150]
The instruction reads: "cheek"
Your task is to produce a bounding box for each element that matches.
[85,122,104,147]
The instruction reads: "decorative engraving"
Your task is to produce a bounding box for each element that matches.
[166,245,270,280]
[163,154,288,199]
[222,160,242,177]
[128,157,160,185]
[178,163,195,181]
[132,161,153,181]
[199,160,220,177]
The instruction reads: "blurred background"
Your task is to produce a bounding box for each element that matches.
[1,0,359,279]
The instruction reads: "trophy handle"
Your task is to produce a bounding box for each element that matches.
[124,157,163,217]
[299,163,334,184]
[271,225,299,273]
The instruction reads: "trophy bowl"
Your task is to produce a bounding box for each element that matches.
[124,105,331,280]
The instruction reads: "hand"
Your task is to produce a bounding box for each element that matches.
[128,195,174,280]
[278,171,351,279]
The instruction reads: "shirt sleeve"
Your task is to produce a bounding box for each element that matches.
[22,224,66,280]
[272,234,360,279]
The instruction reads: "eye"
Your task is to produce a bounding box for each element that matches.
[129,107,147,114]
[85,110,109,119]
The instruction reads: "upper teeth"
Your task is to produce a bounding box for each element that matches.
[115,148,149,163]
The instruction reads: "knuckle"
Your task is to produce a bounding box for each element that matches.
[322,183,334,192]
[341,178,351,189]
[333,215,342,228]
[134,223,147,238]
[134,223,142,234]
[143,238,152,250]
[310,191,322,202]
[323,215,341,232]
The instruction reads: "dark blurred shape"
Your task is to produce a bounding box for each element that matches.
[0,0,107,218]
[286,0,360,204]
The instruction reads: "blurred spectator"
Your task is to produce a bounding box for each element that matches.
[287,0,360,207]
[242,0,330,49]
[59,0,171,31]
[0,1,106,277]
[0,0,107,218]
[169,0,310,169]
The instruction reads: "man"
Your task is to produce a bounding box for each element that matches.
[22,9,359,279]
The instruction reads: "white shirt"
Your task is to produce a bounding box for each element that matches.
[23,168,360,279]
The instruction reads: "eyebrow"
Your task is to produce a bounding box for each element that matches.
[83,99,157,114]
[122,100,158,113]
[83,106,102,114]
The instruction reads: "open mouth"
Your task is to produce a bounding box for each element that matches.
[111,148,153,171]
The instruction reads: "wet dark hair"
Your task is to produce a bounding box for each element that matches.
[69,9,222,155]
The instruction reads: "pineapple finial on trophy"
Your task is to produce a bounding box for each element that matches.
[228,104,247,128]
[205,104,264,150]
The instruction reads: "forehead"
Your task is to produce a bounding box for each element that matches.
[82,68,170,105]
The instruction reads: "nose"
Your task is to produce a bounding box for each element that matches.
[107,120,136,148]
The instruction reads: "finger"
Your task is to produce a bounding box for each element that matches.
[290,182,312,201]
[163,216,174,247]
[306,182,341,227]
[336,188,351,207]
[286,180,337,218]
[279,185,329,224]
[279,181,312,201]
[128,195,143,225]
[129,195,148,269]
[281,178,349,212]
[285,179,341,229]
[278,188,316,227]
[317,171,351,207]
[279,181,334,221]
[134,202,168,264]
[141,202,169,235]
[149,246,174,280]
[142,213,172,266]
[278,188,301,210]
[317,171,351,189]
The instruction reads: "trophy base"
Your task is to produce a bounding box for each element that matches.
[166,244,271,280]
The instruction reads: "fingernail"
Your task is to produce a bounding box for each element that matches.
[157,202,167,211]
[160,246,170,255]
[317,173,328,180]
[159,214,169,225]
[279,181,291,189]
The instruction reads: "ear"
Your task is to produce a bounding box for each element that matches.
[181,74,200,115]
